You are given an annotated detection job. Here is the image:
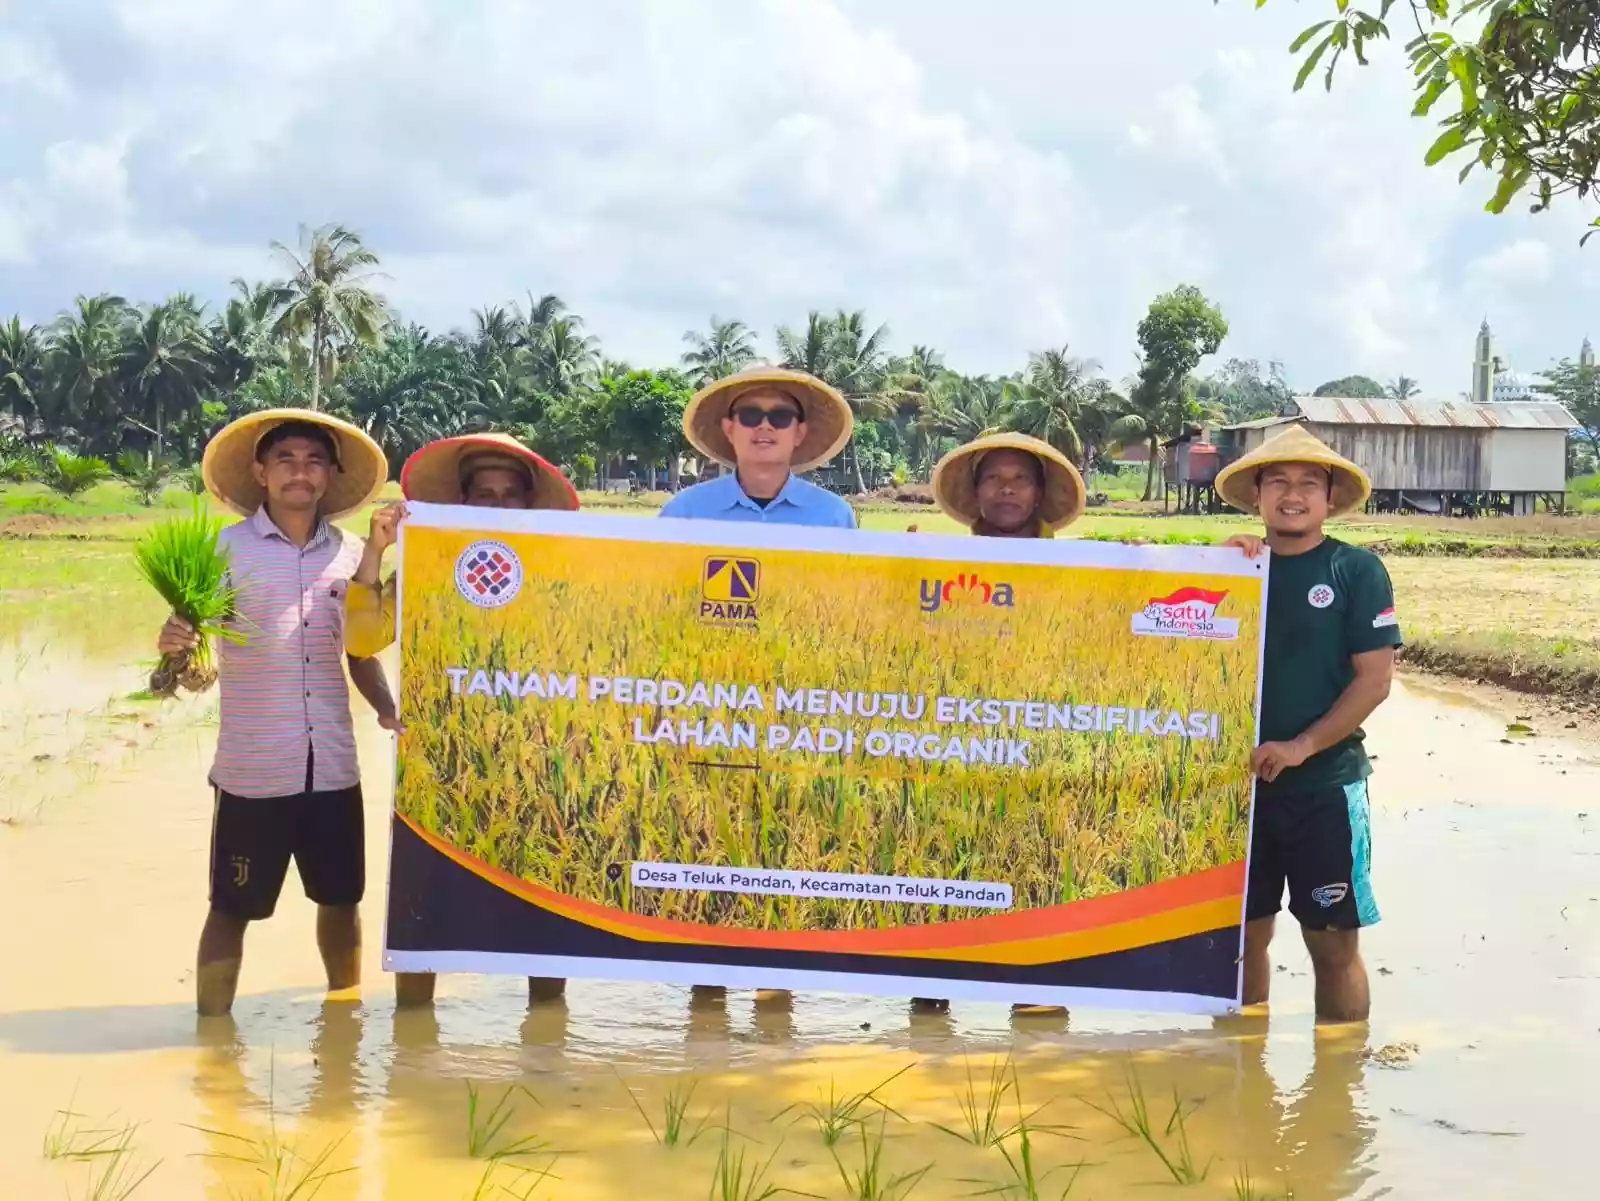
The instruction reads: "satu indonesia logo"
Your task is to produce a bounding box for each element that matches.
[919,572,1015,614]
[1131,586,1239,641]
[701,556,759,624]
[455,541,523,608]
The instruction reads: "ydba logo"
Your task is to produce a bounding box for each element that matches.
[1131,586,1240,641]
[919,572,1016,614]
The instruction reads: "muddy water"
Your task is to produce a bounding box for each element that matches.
[0,640,1595,1201]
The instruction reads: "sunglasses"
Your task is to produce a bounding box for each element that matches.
[731,406,803,430]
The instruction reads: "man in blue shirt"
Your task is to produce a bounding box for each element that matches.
[660,366,857,528]
[662,367,855,1012]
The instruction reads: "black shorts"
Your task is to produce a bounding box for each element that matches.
[1245,779,1379,931]
[208,757,365,921]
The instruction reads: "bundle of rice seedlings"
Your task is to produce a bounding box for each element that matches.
[135,502,246,696]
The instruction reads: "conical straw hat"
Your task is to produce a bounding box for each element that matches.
[1214,424,1371,519]
[931,432,1087,534]
[400,433,578,509]
[682,367,853,473]
[202,408,388,520]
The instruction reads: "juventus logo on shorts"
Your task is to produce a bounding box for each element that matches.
[231,856,250,887]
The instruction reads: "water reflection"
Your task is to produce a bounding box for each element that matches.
[170,983,1382,1199]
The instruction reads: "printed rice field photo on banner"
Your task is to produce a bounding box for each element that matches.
[385,505,1267,1011]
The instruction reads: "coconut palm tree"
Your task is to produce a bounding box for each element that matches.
[332,325,471,463]
[531,317,601,399]
[120,299,213,458]
[918,373,1015,445]
[267,224,387,410]
[519,292,567,349]
[1007,346,1109,466]
[46,294,131,453]
[1387,375,1420,400]
[0,317,45,432]
[209,279,281,402]
[884,345,946,474]
[681,316,758,386]
[776,310,892,492]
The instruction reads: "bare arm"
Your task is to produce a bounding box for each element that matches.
[347,654,403,733]
[1253,647,1395,782]
[354,502,406,587]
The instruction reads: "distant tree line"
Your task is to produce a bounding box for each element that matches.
[22,220,1581,499]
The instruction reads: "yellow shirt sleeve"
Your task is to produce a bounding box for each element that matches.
[344,576,397,658]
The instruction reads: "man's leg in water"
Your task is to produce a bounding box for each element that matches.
[1302,928,1370,1022]
[197,909,250,1016]
[528,976,566,1004]
[396,971,437,1007]
[1243,916,1276,1006]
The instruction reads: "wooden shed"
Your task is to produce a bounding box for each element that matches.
[1215,397,1579,516]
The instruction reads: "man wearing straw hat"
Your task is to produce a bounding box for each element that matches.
[343,432,579,1010]
[157,409,397,1016]
[1213,426,1401,1024]
[661,367,855,1009]
[915,431,1089,1020]
[660,366,857,528]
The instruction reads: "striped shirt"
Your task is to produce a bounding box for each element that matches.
[210,507,365,798]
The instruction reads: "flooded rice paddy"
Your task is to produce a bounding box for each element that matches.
[1,630,1596,1200]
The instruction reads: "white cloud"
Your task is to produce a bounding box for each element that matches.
[1468,238,1556,288]
[0,0,1594,395]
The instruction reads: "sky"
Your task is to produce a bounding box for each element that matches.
[1,0,1597,399]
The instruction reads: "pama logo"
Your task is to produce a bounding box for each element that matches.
[919,572,1016,614]
[700,556,760,625]
[1130,586,1240,641]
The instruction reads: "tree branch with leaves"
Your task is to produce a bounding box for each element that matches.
[1253,0,1600,240]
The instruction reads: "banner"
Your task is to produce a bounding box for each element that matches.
[383,505,1267,1014]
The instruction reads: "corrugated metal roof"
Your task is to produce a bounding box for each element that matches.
[1292,396,1579,430]
[1219,415,1301,431]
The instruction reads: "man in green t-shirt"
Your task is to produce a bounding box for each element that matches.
[1214,426,1401,1023]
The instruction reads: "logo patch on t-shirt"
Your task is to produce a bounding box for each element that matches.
[1307,584,1336,609]
[1372,607,1398,629]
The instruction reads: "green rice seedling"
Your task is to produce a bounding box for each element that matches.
[958,1066,1088,1201]
[71,1130,160,1201]
[41,1094,131,1161]
[773,1064,914,1148]
[1232,1165,1293,1200]
[707,1108,812,1201]
[187,1059,353,1201]
[831,1113,931,1201]
[499,1158,562,1200]
[465,1081,553,1162]
[193,1127,351,1201]
[932,1057,1017,1149]
[133,501,246,697]
[934,1060,1075,1151]
[618,1071,713,1148]
[1083,1066,1210,1185]
[466,1162,500,1201]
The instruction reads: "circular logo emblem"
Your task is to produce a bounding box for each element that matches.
[1307,584,1336,609]
[454,540,523,608]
